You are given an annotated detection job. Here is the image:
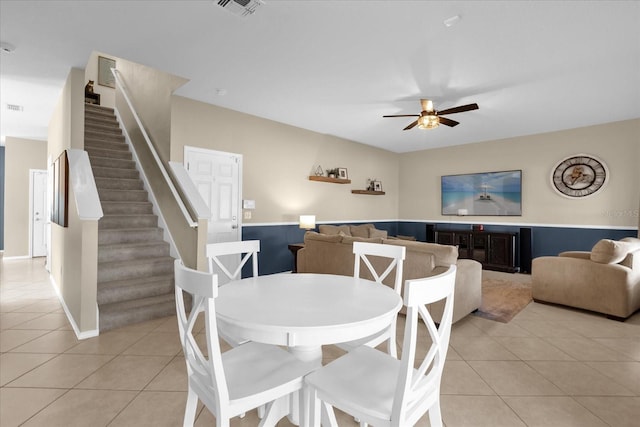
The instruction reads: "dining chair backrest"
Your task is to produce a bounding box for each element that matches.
[393,264,456,426]
[353,241,406,293]
[206,240,260,283]
[174,260,228,402]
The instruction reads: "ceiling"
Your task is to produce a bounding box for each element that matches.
[1,1,639,153]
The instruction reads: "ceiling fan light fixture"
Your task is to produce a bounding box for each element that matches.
[418,115,439,129]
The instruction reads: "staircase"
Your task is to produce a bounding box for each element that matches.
[84,103,176,331]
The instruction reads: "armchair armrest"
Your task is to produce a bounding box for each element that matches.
[559,251,591,260]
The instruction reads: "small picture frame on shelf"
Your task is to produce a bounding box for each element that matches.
[338,168,348,179]
[373,181,382,191]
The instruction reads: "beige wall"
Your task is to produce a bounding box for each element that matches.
[399,118,639,229]
[48,67,98,334]
[3,137,47,257]
[170,96,400,224]
[116,59,188,162]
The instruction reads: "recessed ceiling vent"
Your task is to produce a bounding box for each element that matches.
[217,0,264,17]
[6,104,24,112]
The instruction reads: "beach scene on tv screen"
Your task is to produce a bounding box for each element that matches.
[442,170,522,216]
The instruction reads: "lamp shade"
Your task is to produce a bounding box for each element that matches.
[299,215,316,230]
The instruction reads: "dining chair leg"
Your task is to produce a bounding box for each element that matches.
[321,401,339,427]
[428,400,443,427]
[298,388,307,427]
[307,388,321,427]
[387,318,398,359]
[183,388,198,427]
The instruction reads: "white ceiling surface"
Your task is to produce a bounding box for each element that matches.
[1,1,639,153]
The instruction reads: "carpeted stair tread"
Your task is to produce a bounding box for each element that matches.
[97,275,174,305]
[98,227,165,245]
[85,130,125,142]
[90,156,136,170]
[95,177,144,190]
[85,113,118,124]
[85,104,114,113]
[101,201,153,215]
[98,240,170,263]
[98,189,149,202]
[86,146,131,160]
[98,256,174,283]
[85,139,130,152]
[93,166,139,179]
[99,214,158,229]
[99,295,176,332]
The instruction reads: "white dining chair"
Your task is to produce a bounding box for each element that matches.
[338,241,406,357]
[206,240,260,347]
[174,259,316,427]
[206,240,260,284]
[305,265,457,427]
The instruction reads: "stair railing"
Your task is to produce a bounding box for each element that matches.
[110,68,200,227]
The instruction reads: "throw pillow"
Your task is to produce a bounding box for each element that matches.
[342,236,384,244]
[350,223,375,238]
[369,228,388,239]
[590,239,630,264]
[319,224,351,236]
[304,231,343,244]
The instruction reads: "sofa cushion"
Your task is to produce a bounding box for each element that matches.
[590,239,631,264]
[342,235,384,244]
[318,224,351,236]
[383,239,458,266]
[304,231,343,244]
[369,228,388,239]
[350,223,375,238]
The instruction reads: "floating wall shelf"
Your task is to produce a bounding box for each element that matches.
[351,190,385,195]
[308,176,351,184]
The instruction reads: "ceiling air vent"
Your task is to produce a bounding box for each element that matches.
[6,104,24,112]
[216,0,264,17]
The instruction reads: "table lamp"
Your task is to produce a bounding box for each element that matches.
[299,215,316,231]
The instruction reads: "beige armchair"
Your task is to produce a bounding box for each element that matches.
[532,237,640,320]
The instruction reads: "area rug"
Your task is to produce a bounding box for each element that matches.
[473,278,532,323]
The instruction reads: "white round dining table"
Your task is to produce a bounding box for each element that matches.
[215,272,403,364]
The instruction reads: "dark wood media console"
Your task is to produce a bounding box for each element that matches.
[435,229,519,272]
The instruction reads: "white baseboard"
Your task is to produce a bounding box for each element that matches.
[49,274,99,340]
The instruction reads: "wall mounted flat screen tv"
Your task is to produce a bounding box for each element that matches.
[441,170,522,216]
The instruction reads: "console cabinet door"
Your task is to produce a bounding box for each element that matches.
[486,233,517,272]
[434,227,518,272]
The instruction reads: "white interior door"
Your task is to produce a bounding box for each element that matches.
[30,169,48,257]
[185,147,242,282]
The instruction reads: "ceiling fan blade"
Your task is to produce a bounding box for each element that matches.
[383,114,420,118]
[403,119,419,130]
[438,103,479,115]
[438,116,460,127]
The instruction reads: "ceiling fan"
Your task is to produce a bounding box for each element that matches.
[383,99,479,130]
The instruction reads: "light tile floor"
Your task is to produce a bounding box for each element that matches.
[1,258,639,426]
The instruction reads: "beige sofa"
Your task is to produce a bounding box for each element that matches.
[297,224,482,323]
[532,237,640,320]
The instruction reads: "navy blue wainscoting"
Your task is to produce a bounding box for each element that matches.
[242,224,308,276]
[411,221,637,270]
[242,221,638,277]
